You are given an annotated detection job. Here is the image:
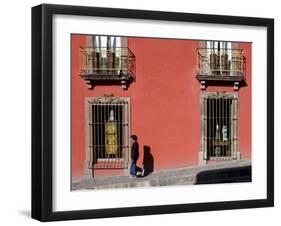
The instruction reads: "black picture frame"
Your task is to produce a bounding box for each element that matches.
[31,4,274,222]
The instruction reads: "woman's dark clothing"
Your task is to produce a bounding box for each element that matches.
[131,141,139,161]
[130,141,139,176]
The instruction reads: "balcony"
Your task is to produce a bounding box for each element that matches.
[79,47,136,90]
[196,48,245,90]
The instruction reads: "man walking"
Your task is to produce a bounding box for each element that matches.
[130,135,139,178]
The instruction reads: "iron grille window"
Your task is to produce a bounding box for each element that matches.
[87,97,129,169]
[207,97,232,158]
[200,93,239,161]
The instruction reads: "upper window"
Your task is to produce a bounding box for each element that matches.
[92,36,123,72]
[79,35,135,90]
[196,40,245,90]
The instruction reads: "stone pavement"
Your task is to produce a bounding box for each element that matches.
[72,159,251,190]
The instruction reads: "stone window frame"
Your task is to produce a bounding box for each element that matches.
[84,96,131,177]
[199,92,240,165]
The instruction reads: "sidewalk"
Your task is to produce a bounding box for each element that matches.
[72,159,251,190]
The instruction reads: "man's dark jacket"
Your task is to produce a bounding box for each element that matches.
[131,141,139,161]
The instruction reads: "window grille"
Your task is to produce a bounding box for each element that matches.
[201,93,239,160]
[87,97,129,169]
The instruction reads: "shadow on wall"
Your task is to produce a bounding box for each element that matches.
[143,145,154,176]
[195,165,252,184]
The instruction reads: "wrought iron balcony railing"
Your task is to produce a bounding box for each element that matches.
[79,47,136,89]
[196,48,245,90]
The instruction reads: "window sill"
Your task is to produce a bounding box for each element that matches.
[92,159,128,169]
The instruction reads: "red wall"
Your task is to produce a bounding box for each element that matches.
[71,35,251,179]
[238,43,252,159]
[72,35,87,179]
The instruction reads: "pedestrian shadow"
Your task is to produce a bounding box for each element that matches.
[142,145,154,177]
[195,165,252,184]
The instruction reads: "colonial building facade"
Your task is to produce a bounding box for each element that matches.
[71,35,251,180]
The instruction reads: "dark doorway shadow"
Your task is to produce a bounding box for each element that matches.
[142,145,154,176]
[195,166,251,184]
